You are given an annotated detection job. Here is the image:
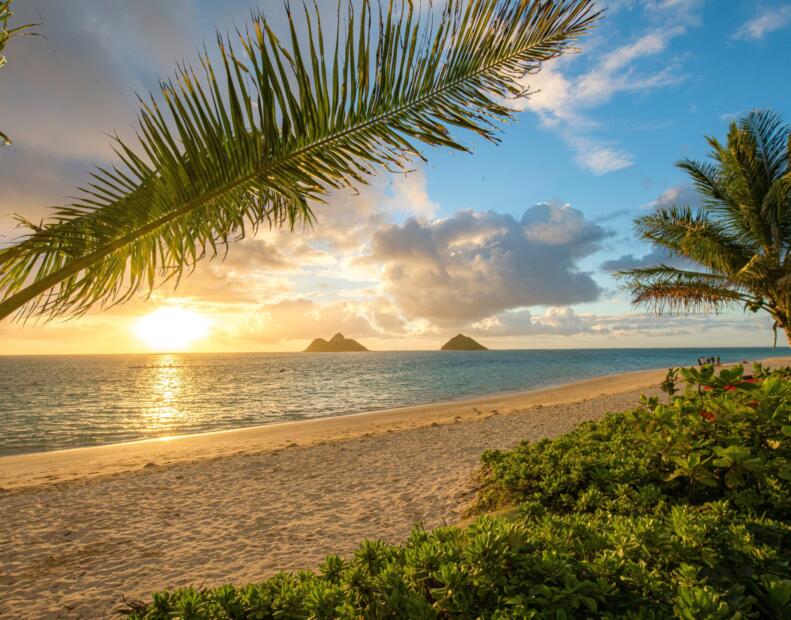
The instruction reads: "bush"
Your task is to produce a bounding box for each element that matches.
[125,508,791,619]
[125,366,791,619]
[476,365,791,518]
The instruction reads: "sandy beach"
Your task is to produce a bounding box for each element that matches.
[1,361,785,619]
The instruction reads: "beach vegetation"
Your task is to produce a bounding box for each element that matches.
[0,0,599,322]
[125,365,791,618]
[618,109,791,346]
[660,366,679,401]
[476,364,791,518]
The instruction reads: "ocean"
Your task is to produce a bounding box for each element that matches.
[0,347,785,457]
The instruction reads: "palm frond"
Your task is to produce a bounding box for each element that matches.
[716,122,777,245]
[633,206,753,276]
[701,111,791,249]
[740,109,789,183]
[0,0,600,321]
[617,265,762,315]
[677,158,728,209]
[630,110,791,344]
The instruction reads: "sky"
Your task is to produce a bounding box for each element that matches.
[1,0,790,354]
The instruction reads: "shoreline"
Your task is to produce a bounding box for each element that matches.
[4,361,672,454]
[3,357,786,492]
[0,365,674,491]
[3,358,788,618]
[2,349,781,463]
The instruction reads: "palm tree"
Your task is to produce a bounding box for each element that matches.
[619,109,791,346]
[0,0,39,145]
[0,0,599,322]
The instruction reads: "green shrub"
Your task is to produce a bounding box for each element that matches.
[476,365,791,518]
[125,507,791,619]
[125,366,791,619]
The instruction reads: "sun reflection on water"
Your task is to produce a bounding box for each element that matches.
[145,355,185,431]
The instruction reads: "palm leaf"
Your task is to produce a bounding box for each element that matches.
[629,109,791,345]
[617,265,763,315]
[0,0,600,321]
[740,109,789,183]
[633,206,753,276]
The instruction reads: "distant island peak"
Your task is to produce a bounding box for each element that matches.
[304,333,368,352]
[441,334,488,351]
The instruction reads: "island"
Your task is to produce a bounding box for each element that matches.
[440,334,488,351]
[304,333,369,352]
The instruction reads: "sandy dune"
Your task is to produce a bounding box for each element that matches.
[1,362,781,619]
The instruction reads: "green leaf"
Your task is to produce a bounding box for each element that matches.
[615,109,791,345]
[0,0,600,321]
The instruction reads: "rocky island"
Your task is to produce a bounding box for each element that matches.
[440,334,488,351]
[304,333,369,352]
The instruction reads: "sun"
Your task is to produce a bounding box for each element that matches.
[134,307,211,351]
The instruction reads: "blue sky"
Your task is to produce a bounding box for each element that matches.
[1,0,790,353]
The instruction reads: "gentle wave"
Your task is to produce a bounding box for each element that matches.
[0,347,784,456]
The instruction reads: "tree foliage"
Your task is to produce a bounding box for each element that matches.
[0,0,599,322]
[618,110,791,345]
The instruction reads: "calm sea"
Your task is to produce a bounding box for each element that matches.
[0,347,785,456]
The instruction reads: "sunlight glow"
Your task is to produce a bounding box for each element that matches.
[134,308,210,351]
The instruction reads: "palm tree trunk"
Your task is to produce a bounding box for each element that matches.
[777,313,791,348]
[770,313,791,348]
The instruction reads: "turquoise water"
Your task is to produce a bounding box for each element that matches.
[0,347,785,456]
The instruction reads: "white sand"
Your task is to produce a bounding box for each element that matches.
[1,360,785,619]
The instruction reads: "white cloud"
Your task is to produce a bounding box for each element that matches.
[157,165,442,307]
[5,0,198,160]
[574,141,635,176]
[720,111,744,121]
[733,5,791,41]
[380,170,440,219]
[467,305,771,340]
[600,245,692,271]
[513,0,701,174]
[640,184,700,210]
[363,203,610,323]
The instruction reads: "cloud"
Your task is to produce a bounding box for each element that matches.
[513,0,701,174]
[641,184,700,210]
[5,1,199,161]
[600,245,691,271]
[208,292,443,349]
[470,307,596,337]
[0,149,94,242]
[733,5,791,41]
[227,298,380,344]
[467,305,771,340]
[150,165,441,308]
[720,111,744,121]
[363,203,610,323]
[0,1,206,240]
[303,169,437,254]
[572,140,635,175]
[516,43,682,175]
[597,184,700,272]
[379,169,440,219]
